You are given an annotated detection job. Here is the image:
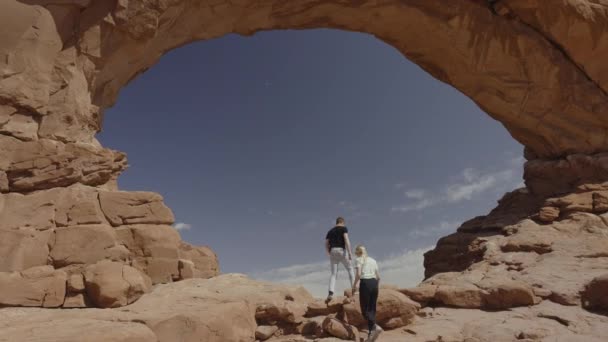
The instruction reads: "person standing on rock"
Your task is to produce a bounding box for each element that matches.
[352,244,382,342]
[325,217,355,304]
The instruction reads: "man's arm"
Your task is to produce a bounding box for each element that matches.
[325,239,330,256]
[343,233,353,260]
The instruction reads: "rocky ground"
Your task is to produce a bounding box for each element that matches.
[1,272,607,342]
[0,274,409,342]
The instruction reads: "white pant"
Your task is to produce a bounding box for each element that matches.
[328,247,354,294]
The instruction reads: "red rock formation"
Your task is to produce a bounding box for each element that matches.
[1,0,608,340]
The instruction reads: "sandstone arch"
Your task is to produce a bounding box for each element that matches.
[3,0,608,159]
[1,0,608,312]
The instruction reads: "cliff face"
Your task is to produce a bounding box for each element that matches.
[0,1,607,340]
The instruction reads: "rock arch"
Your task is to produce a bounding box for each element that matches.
[1,0,608,309]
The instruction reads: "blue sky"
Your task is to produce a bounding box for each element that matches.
[98,29,524,297]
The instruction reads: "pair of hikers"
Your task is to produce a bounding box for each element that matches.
[325,217,382,342]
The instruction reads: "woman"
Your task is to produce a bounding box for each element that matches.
[352,244,382,342]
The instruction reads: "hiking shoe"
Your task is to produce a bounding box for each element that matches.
[367,325,383,342]
[324,294,333,304]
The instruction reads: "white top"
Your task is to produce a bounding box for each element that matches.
[355,256,378,279]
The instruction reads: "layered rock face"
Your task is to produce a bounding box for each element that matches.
[402,179,608,340]
[0,179,220,308]
[0,106,219,307]
[407,153,608,339]
[0,110,220,308]
[428,188,608,302]
[1,0,608,340]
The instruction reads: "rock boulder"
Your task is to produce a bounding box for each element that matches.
[582,274,608,311]
[343,289,419,328]
[0,266,66,307]
[84,260,151,308]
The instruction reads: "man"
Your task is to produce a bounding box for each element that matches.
[325,217,354,304]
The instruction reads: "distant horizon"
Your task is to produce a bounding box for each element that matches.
[98,29,524,296]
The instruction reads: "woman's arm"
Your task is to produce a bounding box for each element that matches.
[353,264,361,294]
[325,239,330,256]
[375,269,381,283]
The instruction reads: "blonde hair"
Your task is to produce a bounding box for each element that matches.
[355,244,368,263]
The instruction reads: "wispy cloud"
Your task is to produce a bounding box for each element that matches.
[392,157,524,213]
[252,246,431,298]
[379,247,432,287]
[392,188,439,212]
[444,168,514,202]
[174,222,192,231]
[407,220,461,238]
[404,189,427,199]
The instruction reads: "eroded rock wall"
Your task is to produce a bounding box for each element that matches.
[422,153,608,308]
[0,182,219,308]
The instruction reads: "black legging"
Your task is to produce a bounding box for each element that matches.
[359,278,379,332]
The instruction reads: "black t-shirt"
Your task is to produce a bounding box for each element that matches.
[326,226,348,249]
